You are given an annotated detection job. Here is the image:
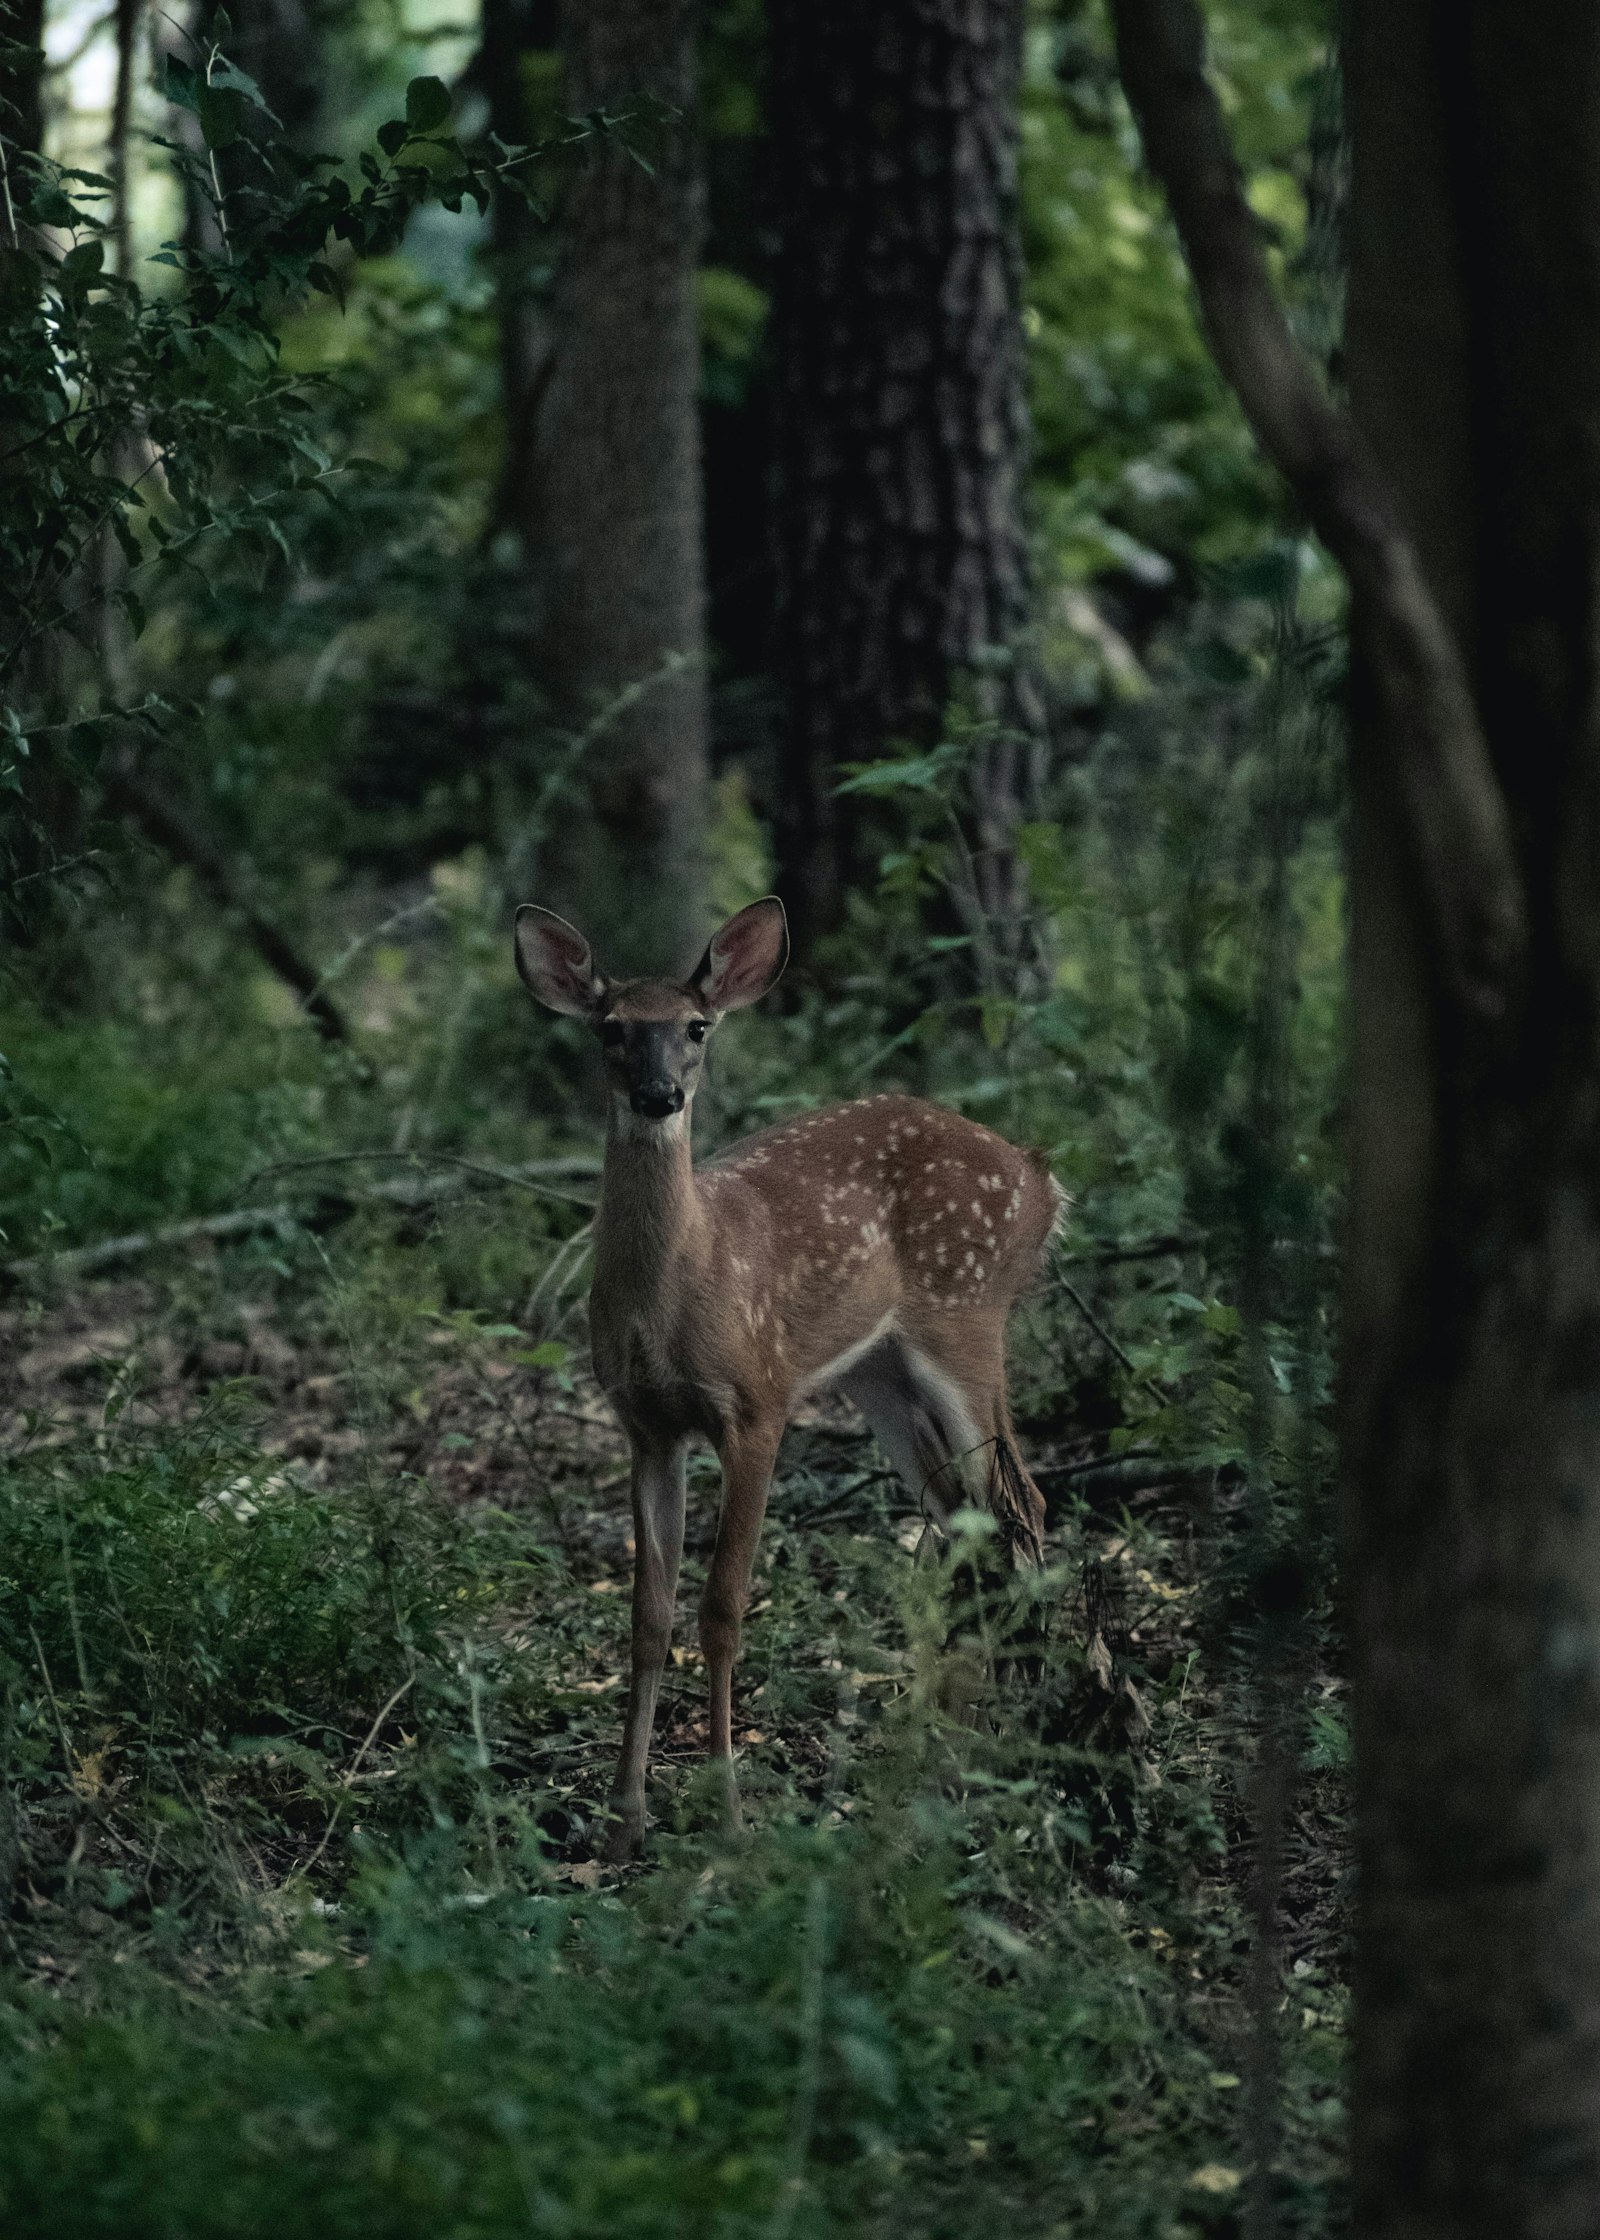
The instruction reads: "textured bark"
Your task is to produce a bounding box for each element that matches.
[768,0,1032,956]
[1342,10,1600,2231]
[511,0,709,973]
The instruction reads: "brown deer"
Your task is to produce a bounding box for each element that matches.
[514,896,1061,1859]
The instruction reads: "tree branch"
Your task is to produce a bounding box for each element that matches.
[1109,0,1527,1024]
[0,1153,601,1285]
[107,760,351,1042]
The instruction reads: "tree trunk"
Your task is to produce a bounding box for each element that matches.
[510,0,709,974]
[109,0,139,277]
[767,0,1033,960]
[1343,8,1600,2229]
[1109,0,1600,2223]
[206,0,321,151]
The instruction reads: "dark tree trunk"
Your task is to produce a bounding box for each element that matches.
[166,0,323,254]
[1110,0,1600,2226]
[206,0,321,151]
[767,0,1033,960]
[508,0,709,973]
[109,0,139,276]
[480,0,557,541]
[1343,9,1600,2230]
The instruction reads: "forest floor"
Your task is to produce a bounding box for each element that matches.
[0,1202,1350,2238]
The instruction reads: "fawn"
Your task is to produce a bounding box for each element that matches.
[515,896,1061,1859]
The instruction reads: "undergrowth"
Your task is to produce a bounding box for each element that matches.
[0,646,1349,2236]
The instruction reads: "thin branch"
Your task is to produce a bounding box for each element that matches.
[241,1149,600,1207]
[1109,0,1527,1025]
[1060,1232,1201,1264]
[106,758,351,1041]
[300,1671,419,1878]
[4,1204,301,1284]
[1,1154,601,1285]
[1057,1275,1142,1377]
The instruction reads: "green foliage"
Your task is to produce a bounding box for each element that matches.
[0,1358,1343,2236]
[0,38,557,906]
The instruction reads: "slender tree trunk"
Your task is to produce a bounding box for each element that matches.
[481,0,557,544]
[767,0,1033,960]
[512,0,709,973]
[1343,10,1600,2230]
[109,0,139,278]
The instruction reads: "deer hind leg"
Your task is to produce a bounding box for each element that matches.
[604,1433,688,1863]
[841,1333,1045,1567]
[839,1334,990,1535]
[700,1416,784,1828]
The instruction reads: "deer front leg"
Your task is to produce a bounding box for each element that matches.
[700,1419,783,1829]
[603,1434,688,1862]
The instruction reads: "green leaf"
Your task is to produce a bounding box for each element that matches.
[376,118,409,159]
[404,75,452,134]
[197,83,248,149]
[306,261,344,307]
[208,56,273,113]
[163,54,200,112]
[835,749,957,797]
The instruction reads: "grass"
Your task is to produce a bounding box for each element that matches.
[0,1181,1348,2238]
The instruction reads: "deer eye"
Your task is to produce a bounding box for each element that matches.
[600,1019,625,1048]
[686,1019,709,1045]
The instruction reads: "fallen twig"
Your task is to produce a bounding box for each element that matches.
[1,1153,601,1286]
[241,1150,600,1208]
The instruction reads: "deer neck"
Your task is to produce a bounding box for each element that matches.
[594,1100,706,1294]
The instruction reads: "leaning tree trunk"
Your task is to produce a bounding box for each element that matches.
[1112,0,1600,2228]
[510,0,709,973]
[1342,10,1600,2230]
[767,0,1034,961]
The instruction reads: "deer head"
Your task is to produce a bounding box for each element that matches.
[514,898,790,1132]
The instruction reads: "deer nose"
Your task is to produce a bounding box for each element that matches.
[632,1082,685,1120]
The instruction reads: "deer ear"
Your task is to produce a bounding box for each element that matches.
[514,905,606,1018]
[690,897,789,1013]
